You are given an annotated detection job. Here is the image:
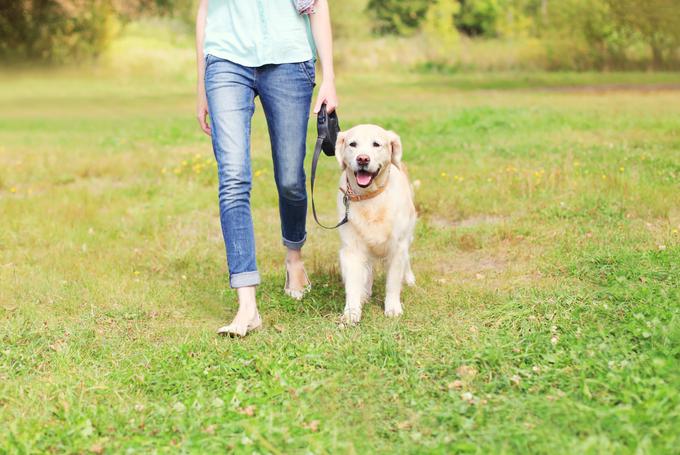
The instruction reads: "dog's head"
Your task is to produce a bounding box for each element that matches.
[334,125,402,189]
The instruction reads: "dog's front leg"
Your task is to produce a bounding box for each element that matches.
[384,243,408,317]
[362,262,373,304]
[340,247,367,324]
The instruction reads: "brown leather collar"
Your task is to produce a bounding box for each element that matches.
[339,170,389,202]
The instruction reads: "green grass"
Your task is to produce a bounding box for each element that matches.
[1,60,679,453]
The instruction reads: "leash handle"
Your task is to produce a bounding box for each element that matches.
[311,135,348,230]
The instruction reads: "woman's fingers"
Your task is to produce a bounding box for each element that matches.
[313,85,338,114]
[197,109,211,135]
[313,96,325,114]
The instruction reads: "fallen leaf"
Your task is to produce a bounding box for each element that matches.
[303,420,320,432]
[456,365,478,379]
[448,379,463,390]
[397,421,412,430]
[237,405,255,416]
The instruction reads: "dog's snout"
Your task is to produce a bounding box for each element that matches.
[356,154,370,166]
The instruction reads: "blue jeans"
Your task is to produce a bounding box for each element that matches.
[205,54,315,288]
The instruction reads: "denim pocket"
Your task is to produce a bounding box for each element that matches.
[299,59,316,87]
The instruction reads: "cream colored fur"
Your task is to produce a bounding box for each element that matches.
[335,124,416,323]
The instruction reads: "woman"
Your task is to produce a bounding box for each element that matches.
[195,0,337,336]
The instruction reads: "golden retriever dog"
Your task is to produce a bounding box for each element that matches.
[334,125,416,323]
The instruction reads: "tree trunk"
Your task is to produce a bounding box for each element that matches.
[651,44,663,70]
[541,0,549,26]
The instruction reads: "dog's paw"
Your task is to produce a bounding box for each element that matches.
[404,270,416,287]
[340,308,362,325]
[384,304,403,318]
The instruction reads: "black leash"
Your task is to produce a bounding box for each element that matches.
[310,104,348,230]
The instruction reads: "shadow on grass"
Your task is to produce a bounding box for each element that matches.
[257,264,393,318]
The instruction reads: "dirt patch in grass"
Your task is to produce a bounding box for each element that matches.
[424,237,555,291]
[428,214,508,229]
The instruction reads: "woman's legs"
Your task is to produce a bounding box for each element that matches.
[256,60,315,291]
[205,56,261,334]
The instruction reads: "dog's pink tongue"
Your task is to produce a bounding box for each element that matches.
[356,171,372,186]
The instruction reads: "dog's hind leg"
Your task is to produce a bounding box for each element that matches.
[340,247,367,324]
[403,255,416,287]
[384,243,408,317]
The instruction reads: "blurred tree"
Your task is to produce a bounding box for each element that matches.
[331,0,372,39]
[541,0,622,70]
[541,0,680,70]
[0,0,118,63]
[455,0,502,36]
[366,0,433,35]
[0,0,199,63]
[111,0,196,25]
[422,0,460,61]
[605,0,680,69]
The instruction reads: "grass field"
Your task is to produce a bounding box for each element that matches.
[1,60,679,453]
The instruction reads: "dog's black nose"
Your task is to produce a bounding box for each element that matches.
[356,154,370,166]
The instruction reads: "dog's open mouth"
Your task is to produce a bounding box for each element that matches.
[354,169,378,188]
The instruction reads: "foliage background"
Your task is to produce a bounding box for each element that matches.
[1,0,680,69]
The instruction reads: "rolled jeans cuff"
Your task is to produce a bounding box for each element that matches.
[282,233,307,250]
[229,271,260,289]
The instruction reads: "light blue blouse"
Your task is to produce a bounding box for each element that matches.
[204,0,315,67]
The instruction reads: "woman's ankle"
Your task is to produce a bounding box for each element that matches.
[285,248,303,266]
[236,285,257,310]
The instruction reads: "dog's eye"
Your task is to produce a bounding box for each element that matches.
[349,141,357,147]
[372,141,381,147]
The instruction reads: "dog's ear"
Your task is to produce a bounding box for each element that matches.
[335,131,347,169]
[387,131,402,167]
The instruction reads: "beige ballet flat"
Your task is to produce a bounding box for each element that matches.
[284,267,312,300]
[216,312,262,338]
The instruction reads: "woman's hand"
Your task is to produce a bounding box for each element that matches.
[197,91,211,136]
[313,78,338,114]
